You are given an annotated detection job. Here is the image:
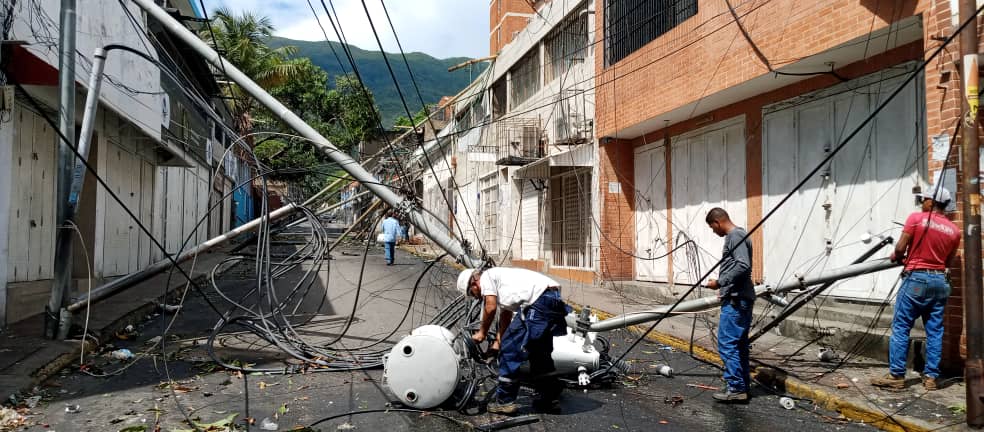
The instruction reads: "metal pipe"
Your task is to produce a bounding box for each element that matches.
[47,0,78,339]
[748,236,893,343]
[959,0,984,425]
[130,0,480,268]
[67,203,297,312]
[581,259,900,333]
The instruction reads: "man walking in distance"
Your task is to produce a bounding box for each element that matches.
[380,211,403,265]
[705,207,755,402]
[871,186,960,391]
[457,267,570,414]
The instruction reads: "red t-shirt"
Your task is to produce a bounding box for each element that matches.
[902,211,960,271]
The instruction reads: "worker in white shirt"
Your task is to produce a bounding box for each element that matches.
[457,267,570,414]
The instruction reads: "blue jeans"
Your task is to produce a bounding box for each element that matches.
[718,298,753,393]
[384,241,395,264]
[890,271,950,378]
[496,289,569,403]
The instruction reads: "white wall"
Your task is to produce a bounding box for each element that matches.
[9,0,164,141]
[0,102,14,325]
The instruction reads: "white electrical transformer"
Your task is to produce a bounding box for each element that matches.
[383,325,462,409]
[384,320,603,409]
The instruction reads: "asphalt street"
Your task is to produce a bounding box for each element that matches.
[13,234,877,432]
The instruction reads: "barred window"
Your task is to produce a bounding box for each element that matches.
[605,0,697,66]
[509,50,541,110]
[551,169,592,268]
[480,174,500,254]
[544,5,589,83]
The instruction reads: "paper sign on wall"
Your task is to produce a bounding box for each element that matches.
[608,182,621,194]
[931,134,950,161]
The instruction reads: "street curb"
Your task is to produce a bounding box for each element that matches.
[572,302,939,432]
[8,273,207,403]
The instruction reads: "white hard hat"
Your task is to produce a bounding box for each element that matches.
[456,268,477,295]
[916,186,952,205]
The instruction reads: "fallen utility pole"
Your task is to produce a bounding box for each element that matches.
[575,259,901,333]
[748,236,894,343]
[959,0,984,426]
[66,185,367,314]
[131,0,480,270]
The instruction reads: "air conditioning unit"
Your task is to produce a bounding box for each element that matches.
[554,112,585,144]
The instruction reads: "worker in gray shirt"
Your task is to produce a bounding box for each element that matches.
[705,207,755,402]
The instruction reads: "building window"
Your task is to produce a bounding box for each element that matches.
[605,0,697,65]
[551,169,591,268]
[509,49,541,110]
[480,174,500,255]
[544,3,589,83]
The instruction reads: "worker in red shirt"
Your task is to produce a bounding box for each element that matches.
[871,186,960,391]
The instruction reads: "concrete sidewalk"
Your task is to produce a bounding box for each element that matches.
[400,243,973,432]
[0,251,230,405]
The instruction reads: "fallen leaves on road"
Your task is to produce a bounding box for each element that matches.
[0,407,27,429]
[173,413,239,432]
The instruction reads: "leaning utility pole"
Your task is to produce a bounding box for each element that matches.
[130,0,480,270]
[959,0,984,427]
[46,0,77,339]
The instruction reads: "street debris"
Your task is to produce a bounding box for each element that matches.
[651,364,673,377]
[685,383,719,391]
[259,417,278,430]
[24,395,41,409]
[161,303,182,313]
[780,397,796,410]
[817,348,837,362]
[174,412,238,432]
[0,407,26,429]
[111,348,135,360]
[64,404,81,414]
[835,382,850,389]
[664,396,684,407]
[337,422,355,430]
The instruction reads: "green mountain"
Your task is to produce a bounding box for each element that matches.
[270,37,488,127]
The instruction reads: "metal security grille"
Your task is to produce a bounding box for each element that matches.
[551,170,591,268]
[605,0,697,65]
[544,3,588,83]
[480,174,500,255]
[509,50,541,109]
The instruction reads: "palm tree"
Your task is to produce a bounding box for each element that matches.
[200,8,300,137]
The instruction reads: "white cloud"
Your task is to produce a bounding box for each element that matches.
[207,0,488,59]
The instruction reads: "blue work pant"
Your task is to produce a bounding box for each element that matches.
[496,289,569,403]
[384,241,395,264]
[718,297,753,393]
[890,271,950,378]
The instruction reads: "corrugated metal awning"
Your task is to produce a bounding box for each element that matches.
[513,144,594,179]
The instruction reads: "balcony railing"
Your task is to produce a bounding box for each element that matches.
[489,117,544,165]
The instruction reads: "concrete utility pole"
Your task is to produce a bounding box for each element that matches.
[129,0,480,270]
[46,0,77,339]
[959,0,984,427]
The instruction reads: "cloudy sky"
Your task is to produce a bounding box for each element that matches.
[207,0,489,59]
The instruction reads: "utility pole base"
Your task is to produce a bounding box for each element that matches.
[967,358,984,427]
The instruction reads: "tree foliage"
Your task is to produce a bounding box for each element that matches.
[204,10,383,198]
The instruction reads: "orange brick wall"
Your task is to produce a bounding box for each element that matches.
[598,139,635,280]
[921,0,984,373]
[593,0,929,138]
[489,0,535,54]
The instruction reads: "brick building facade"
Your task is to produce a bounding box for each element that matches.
[594,0,982,371]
